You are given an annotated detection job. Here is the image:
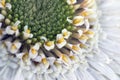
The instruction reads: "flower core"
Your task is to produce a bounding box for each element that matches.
[6,0,74,42]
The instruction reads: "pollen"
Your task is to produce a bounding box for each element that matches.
[57,37,64,44]
[70,55,75,60]
[61,54,69,63]
[72,45,80,51]
[26,29,31,34]
[79,34,89,40]
[11,44,17,50]
[31,48,37,54]
[63,32,68,37]
[45,41,54,46]
[81,10,94,17]
[11,26,18,31]
[42,58,48,64]
[22,52,29,61]
[85,30,94,35]
[73,18,83,24]
[70,0,75,3]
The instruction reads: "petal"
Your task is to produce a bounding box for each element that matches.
[44,41,55,51]
[56,34,67,48]
[33,43,41,50]
[56,40,67,49]
[72,16,85,26]
[77,30,83,36]
[15,30,20,36]
[0,14,4,20]
[67,0,77,5]
[29,48,38,59]
[14,41,22,49]
[5,26,15,35]
[24,25,28,30]
[84,19,90,31]
[62,29,71,39]
[5,3,12,10]
[14,21,21,26]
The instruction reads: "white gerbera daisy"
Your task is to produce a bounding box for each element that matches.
[0,0,120,80]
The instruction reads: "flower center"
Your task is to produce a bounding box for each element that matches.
[7,0,75,42]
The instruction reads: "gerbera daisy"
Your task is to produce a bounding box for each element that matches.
[0,0,120,80]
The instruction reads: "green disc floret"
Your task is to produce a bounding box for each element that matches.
[6,0,75,42]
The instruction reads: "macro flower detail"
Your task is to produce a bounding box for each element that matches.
[44,41,55,51]
[56,34,67,48]
[23,25,33,39]
[0,0,5,8]
[5,40,22,54]
[29,43,40,59]
[67,0,77,5]
[0,0,120,80]
[5,21,20,36]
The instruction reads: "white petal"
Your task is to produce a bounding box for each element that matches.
[16,53,25,59]
[15,30,20,36]
[23,32,32,39]
[5,3,12,10]
[5,26,15,35]
[56,40,67,49]
[79,39,87,44]
[24,25,28,30]
[73,16,84,26]
[14,21,21,26]
[29,34,33,38]
[67,0,77,5]
[44,44,55,51]
[32,56,42,62]
[14,68,24,80]
[29,52,38,59]
[56,34,67,48]
[89,61,120,80]
[67,17,72,23]
[33,43,40,50]
[77,30,83,36]
[84,19,90,31]
[44,41,55,51]
[14,41,22,49]
[62,29,71,39]
[29,48,38,59]
[40,36,47,41]
[0,14,4,20]
[10,48,18,54]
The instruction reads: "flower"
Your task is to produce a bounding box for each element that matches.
[29,43,41,59]
[67,16,85,26]
[23,25,33,39]
[5,40,22,54]
[56,34,67,48]
[5,21,20,36]
[62,28,71,39]
[44,41,55,51]
[0,0,120,80]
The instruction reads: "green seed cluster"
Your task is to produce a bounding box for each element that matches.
[6,0,74,42]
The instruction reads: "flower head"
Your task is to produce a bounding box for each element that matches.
[0,0,99,79]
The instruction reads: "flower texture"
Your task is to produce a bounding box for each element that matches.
[0,0,120,80]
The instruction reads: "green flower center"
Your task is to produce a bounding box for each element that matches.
[6,0,75,42]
